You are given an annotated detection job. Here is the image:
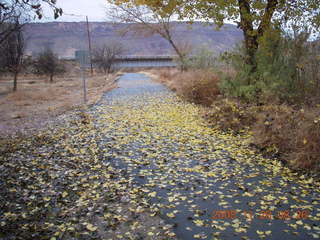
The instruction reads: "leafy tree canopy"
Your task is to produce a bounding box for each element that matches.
[112,0,319,32]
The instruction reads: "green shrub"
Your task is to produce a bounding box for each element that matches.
[219,45,260,102]
[220,27,320,105]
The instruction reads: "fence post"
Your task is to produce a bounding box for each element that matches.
[81,65,87,104]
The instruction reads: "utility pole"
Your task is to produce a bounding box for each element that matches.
[86,16,93,76]
[82,64,87,104]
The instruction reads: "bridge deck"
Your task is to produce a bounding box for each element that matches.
[114,55,177,68]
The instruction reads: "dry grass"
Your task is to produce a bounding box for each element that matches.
[0,70,118,136]
[254,105,320,170]
[146,68,179,90]
[150,68,220,106]
[205,101,320,171]
[203,99,257,133]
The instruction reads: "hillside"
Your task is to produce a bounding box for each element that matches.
[24,22,243,58]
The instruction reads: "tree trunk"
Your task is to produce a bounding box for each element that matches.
[13,71,18,91]
[237,0,279,77]
[238,0,258,77]
[50,74,53,83]
[244,33,259,73]
[169,38,187,72]
[164,30,188,72]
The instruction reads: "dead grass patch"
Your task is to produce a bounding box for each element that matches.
[254,105,320,170]
[203,99,257,133]
[151,68,220,106]
[205,100,320,171]
[0,72,117,136]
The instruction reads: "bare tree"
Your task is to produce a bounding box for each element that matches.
[92,42,124,74]
[0,0,62,44]
[34,48,65,83]
[107,3,189,71]
[0,4,23,45]
[0,19,25,91]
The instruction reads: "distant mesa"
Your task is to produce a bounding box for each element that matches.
[24,22,243,59]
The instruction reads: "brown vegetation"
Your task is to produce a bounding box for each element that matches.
[205,101,320,170]
[253,105,320,170]
[0,68,118,136]
[152,68,220,106]
[203,99,257,133]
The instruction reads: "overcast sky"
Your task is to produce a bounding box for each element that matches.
[41,0,108,22]
[40,0,233,25]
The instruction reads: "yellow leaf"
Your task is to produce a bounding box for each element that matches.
[193,219,204,227]
[206,172,216,177]
[166,212,175,218]
[86,223,97,232]
[305,178,313,184]
[265,230,272,235]
[235,227,247,233]
[167,232,176,237]
[44,196,51,201]
[257,230,264,235]
[311,233,319,239]
[148,192,157,197]
[304,225,311,230]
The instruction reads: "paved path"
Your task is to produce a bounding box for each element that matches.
[90,73,320,240]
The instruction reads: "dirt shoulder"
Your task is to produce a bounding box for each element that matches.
[0,72,120,137]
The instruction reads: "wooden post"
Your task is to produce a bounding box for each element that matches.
[86,16,93,76]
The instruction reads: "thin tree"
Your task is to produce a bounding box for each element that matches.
[0,18,25,91]
[34,48,65,83]
[92,42,124,74]
[107,2,189,71]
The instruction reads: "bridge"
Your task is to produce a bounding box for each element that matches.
[114,55,177,68]
[74,51,178,69]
